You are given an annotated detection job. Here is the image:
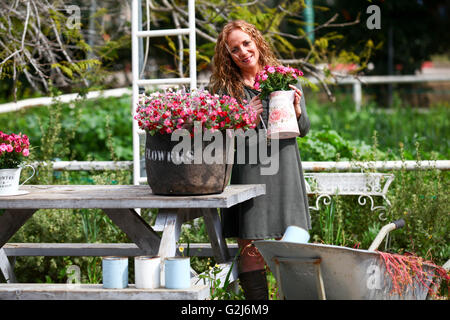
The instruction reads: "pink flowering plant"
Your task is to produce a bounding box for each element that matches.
[135,89,257,136]
[0,131,31,169]
[254,65,304,100]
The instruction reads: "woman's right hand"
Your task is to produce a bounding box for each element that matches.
[249,95,263,125]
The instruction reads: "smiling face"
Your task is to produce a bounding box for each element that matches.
[226,29,261,74]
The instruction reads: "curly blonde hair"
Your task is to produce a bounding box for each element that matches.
[209,20,280,102]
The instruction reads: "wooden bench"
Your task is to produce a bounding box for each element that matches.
[0,184,265,299]
[0,283,210,300]
[2,243,239,258]
[305,172,395,220]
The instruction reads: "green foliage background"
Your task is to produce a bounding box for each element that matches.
[2,91,448,163]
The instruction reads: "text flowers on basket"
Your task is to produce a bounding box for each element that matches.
[254,65,304,100]
[134,89,258,136]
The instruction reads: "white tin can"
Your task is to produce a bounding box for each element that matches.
[134,256,161,289]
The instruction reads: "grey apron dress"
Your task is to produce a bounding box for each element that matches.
[222,84,311,239]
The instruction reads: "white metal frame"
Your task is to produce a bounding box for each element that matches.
[304,172,395,221]
[24,160,450,172]
[131,0,197,185]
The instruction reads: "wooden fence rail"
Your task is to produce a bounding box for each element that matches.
[36,160,450,172]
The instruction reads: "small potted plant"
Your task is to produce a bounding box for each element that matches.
[254,65,304,139]
[0,131,35,195]
[134,88,257,195]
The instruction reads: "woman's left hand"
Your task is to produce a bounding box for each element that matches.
[249,95,264,125]
[289,84,302,119]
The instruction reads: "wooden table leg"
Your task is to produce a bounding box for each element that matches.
[156,208,202,259]
[102,208,161,256]
[0,209,36,283]
[157,211,182,260]
[202,208,230,263]
[0,209,37,247]
[0,249,16,283]
[144,207,235,288]
[188,208,238,289]
[156,209,205,287]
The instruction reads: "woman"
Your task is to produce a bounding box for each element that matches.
[209,20,311,300]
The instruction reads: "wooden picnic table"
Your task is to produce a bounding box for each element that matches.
[0,184,265,299]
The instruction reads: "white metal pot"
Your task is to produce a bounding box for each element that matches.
[267,90,300,139]
[134,256,161,289]
[0,165,35,195]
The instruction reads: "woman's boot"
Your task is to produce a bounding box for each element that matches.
[238,269,268,300]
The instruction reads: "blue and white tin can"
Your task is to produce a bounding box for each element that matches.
[164,257,190,289]
[102,256,128,289]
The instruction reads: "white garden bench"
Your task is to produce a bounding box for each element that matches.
[304,172,395,221]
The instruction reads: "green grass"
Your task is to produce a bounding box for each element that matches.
[304,94,449,160]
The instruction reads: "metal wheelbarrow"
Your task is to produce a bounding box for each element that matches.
[254,219,443,300]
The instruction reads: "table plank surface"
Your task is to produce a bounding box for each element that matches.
[0,184,265,209]
[0,283,210,300]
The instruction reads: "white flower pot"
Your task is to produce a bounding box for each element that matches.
[267,90,300,139]
[0,165,35,195]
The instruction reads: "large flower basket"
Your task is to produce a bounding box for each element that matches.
[135,89,257,196]
[144,132,233,195]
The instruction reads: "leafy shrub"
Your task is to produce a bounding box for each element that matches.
[387,145,449,265]
[297,128,385,161]
[305,94,449,159]
[0,94,133,162]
